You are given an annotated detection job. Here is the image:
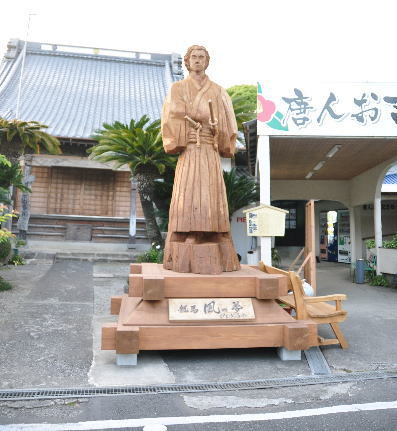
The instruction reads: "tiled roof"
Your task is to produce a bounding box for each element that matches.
[0,40,183,139]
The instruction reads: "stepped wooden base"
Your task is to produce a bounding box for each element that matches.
[102,296,317,353]
[102,264,318,356]
[128,263,288,300]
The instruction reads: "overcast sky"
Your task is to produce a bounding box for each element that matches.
[1,0,397,89]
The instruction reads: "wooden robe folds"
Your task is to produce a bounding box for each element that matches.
[162,75,240,274]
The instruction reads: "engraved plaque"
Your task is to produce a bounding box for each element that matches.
[169,298,255,321]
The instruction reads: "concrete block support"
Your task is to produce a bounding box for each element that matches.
[116,354,138,366]
[277,347,302,361]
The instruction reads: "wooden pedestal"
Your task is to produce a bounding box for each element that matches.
[163,233,241,274]
[102,264,318,356]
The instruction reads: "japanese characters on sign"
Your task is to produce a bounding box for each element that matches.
[168,298,256,321]
[257,82,397,136]
[242,204,288,237]
[247,212,258,235]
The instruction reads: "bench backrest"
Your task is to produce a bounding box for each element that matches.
[259,262,307,319]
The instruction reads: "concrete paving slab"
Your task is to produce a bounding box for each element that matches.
[0,302,93,389]
[93,262,130,278]
[2,259,397,391]
[161,348,310,383]
[89,316,176,386]
[26,260,93,304]
[20,240,150,260]
[0,261,93,389]
[89,263,176,386]
[23,240,131,253]
[19,240,150,263]
[182,380,360,411]
[92,278,125,315]
[315,262,397,373]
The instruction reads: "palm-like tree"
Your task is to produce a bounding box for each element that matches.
[223,168,259,219]
[227,85,256,144]
[0,160,31,193]
[0,118,61,163]
[89,115,175,246]
[230,94,256,133]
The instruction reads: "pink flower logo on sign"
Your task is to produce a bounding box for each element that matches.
[257,95,276,122]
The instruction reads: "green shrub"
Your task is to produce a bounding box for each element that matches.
[382,234,397,249]
[272,248,281,268]
[365,235,397,250]
[8,254,25,266]
[0,238,11,260]
[0,276,12,291]
[136,243,163,264]
[366,270,390,287]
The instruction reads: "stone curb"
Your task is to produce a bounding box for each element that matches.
[20,250,138,263]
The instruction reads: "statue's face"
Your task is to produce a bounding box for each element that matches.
[189,49,207,72]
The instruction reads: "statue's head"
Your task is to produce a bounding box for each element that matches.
[184,45,210,72]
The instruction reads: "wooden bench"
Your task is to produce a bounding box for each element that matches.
[259,262,349,349]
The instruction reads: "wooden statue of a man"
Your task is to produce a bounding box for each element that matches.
[161,45,240,274]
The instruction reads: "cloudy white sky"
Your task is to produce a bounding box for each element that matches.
[1,0,396,89]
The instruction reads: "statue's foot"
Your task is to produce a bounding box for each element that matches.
[164,235,240,274]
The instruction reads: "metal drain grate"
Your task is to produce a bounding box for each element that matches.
[0,371,396,401]
[304,347,331,375]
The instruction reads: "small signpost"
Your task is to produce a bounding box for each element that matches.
[243,204,288,237]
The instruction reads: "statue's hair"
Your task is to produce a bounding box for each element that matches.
[184,45,210,71]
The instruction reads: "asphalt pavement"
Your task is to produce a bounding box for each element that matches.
[0,251,396,429]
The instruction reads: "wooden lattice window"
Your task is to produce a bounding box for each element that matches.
[47,167,115,216]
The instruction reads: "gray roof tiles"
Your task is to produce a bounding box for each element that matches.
[0,40,183,139]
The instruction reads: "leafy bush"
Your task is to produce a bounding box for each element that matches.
[366,270,390,287]
[0,276,12,291]
[8,254,25,266]
[365,235,397,249]
[272,248,281,268]
[382,234,397,249]
[0,238,11,260]
[0,160,31,192]
[0,204,16,245]
[136,243,163,263]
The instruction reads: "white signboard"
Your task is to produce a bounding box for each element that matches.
[230,206,257,265]
[257,82,397,136]
[243,204,288,237]
[169,298,255,321]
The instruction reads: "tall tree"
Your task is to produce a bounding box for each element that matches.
[0,160,31,193]
[0,156,11,205]
[227,85,256,141]
[88,116,175,246]
[0,119,60,234]
[0,118,61,163]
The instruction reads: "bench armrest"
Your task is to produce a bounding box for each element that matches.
[304,294,347,303]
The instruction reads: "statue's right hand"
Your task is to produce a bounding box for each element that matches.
[163,139,185,154]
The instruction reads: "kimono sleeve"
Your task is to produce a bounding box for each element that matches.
[161,83,186,154]
[219,88,238,158]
